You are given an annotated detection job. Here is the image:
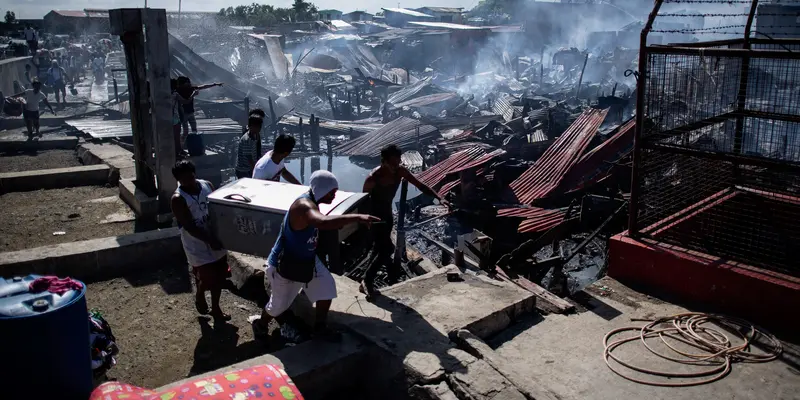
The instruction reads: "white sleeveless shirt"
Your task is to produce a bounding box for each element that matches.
[176,180,227,266]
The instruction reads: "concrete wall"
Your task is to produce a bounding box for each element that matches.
[0,56,31,95]
[608,233,800,335]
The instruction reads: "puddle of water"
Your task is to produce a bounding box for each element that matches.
[283,156,421,209]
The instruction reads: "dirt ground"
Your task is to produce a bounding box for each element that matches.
[87,263,283,388]
[0,186,136,252]
[0,149,82,172]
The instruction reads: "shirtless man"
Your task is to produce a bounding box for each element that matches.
[360,144,449,297]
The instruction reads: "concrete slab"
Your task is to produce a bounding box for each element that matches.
[77,142,135,180]
[0,164,114,193]
[158,332,370,400]
[0,137,79,152]
[409,382,460,400]
[119,178,158,219]
[227,255,543,399]
[490,277,800,400]
[381,266,536,339]
[0,228,183,282]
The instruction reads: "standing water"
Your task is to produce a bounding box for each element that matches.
[282,156,421,209]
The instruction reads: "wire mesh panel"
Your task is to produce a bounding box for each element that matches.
[631,26,800,276]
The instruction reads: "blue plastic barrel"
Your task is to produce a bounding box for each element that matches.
[0,275,92,399]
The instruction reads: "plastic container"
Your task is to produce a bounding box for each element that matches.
[0,275,92,399]
[185,133,205,156]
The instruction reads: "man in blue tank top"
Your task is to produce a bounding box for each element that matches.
[253,171,379,340]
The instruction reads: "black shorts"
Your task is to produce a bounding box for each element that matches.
[23,110,39,121]
[192,256,229,290]
[53,80,66,90]
[27,40,38,52]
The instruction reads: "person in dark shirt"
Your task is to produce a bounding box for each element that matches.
[360,144,449,298]
[176,77,223,138]
[235,109,266,179]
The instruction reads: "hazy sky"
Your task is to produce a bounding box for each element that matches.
[5,0,480,20]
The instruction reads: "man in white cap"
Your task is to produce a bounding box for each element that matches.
[253,170,379,340]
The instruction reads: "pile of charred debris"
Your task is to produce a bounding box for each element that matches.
[169,22,640,295]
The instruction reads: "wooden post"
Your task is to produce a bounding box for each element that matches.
[575,53,589,100]
[310,115,320,152]
[326,138,333,172]
[300,156,305,184]
[454,249,465,269]
[143,8,176,214]
[110,9,155,194]
[514,55,519,81]
[311,156,321,173]
[393,179,409,268]
[415,125,420,151]
[540,64,544,85]
[268,96,277,140]
[441,249,452,266]
[298,117,304,150]
[356,88,361,116]
[113,78,119,102]
[243,96,250,121]
[327,93,336,117]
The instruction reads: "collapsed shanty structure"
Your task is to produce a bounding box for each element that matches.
[31,0,799,307]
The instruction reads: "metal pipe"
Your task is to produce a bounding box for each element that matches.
[733,0,760,181]
[628,0,664,237]
[645,46,798,59]
[393,179,409,269]
[575,52,589,99]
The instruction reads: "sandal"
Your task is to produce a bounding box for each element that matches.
[210,310,231,322]
[359,282,381,302]
[252,318,270,340]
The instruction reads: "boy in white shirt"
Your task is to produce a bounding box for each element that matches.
[252,134,301,184]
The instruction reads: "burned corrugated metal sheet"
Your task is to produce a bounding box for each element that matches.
[422,114,501,131]
[281,115,381,136]
[392,92,461,109]
[66,117,242,139]
[564,118,634,192]
[387,78,453,105]
[417,147,484,189]
[168,33,278,101]
[498,207,569,233]
[402,151,424,169]
[416,147,503,196]
[247,34,290,81]
[334,117,439,158]
[510,108,609,204]
[492,95,522,122]
[451,149,505,174]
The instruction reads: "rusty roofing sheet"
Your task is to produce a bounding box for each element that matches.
[510,108,608,205]
[451,149,505,174]
[498,207,569,233]
[565,118,635,192]
[416,147,484,189]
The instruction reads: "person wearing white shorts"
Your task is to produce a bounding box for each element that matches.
[253,171,379,340]
[264,257,336,318]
